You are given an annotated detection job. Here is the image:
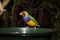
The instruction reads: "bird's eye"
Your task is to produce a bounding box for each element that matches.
[21,13,25,16]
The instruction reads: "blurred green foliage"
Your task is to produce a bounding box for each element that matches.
[16,0,25,5]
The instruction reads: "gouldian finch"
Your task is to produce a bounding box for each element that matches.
[19,11,40,29]
[0,1,6,16]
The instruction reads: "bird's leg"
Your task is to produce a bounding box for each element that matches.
[34,26,36,30]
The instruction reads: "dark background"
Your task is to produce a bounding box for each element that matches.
[0,0,60,40]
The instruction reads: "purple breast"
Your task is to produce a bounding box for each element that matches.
[23,16,30,22]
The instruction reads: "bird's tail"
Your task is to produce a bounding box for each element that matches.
[36,25,40,28]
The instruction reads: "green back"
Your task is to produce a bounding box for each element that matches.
[26,12,38,25]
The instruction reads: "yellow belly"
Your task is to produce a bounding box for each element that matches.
[26,20,37,26]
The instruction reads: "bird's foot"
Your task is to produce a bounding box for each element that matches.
[26,26,30,28]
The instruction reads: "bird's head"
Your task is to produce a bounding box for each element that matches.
[19,11,27,16]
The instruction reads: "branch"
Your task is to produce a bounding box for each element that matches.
[0,0,10,16]
[2,0,10,8]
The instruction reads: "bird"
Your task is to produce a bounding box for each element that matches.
[0,1,6,16]
[19,11,40,30]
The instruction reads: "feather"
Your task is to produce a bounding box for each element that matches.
[25,11,38,25]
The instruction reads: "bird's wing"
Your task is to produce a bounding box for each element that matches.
[29,15,38,25]
[26,12,38,25]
